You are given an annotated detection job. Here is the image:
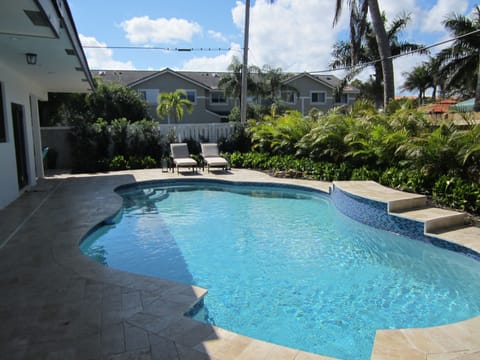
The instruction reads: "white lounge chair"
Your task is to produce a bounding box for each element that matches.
[200,143,229,172]
[170,143,198,174]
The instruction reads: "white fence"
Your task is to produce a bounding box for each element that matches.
[40,123,237,169]
[159,123,236,142]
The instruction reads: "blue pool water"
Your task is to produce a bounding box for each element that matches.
[80,181,480,360]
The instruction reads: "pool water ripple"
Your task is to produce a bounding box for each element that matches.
[80,182,480,360]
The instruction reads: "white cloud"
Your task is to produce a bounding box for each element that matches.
[421,0,468,33]
[80,34,135,70]
[121,16,202,44]
[208,30,228,42]
[181,43,242,71]
[230,0,348,72]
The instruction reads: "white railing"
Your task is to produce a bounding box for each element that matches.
[159,123,236,142]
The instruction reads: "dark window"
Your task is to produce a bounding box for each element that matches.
[335,93,348,103]
[179,89,196,103]
[211,92,227,104]
[0,83,6,142]
[311,91,325,104]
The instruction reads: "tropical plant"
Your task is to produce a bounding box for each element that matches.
[248,108,312,155]
[85,79,149,123]
[437,6,480,109]
[333,0,395,107]
[156,89,193,124]
[296,108,354,162]
[254,65,299,108]
[128,119,163,160]
[69,117,111,172]
[218,57,257,108]
[398,122,460,182]
[110,117,130,157]
[401,64,432,105]
[450,123,480,182]
[332,13,426,108]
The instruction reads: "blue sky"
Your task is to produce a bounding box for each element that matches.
[69,0,478,94]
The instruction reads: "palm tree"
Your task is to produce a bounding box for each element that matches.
[219,57,245,107]
[402,64,431,104]
[156,90,193,124]
[331,14,426,108]
[424,56,444,101]
[255,65,299,104]
[437,7,480,110]
[219,57,258,109]
[333,0,394,108]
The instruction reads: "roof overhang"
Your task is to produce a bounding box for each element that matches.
[0,0,94,93]
[129,68,212,91]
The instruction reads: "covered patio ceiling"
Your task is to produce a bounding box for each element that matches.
[0,0,94,93]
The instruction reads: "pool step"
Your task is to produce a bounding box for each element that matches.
[391,206,467,234]
[332,181,479,251]
[427,224,480,254]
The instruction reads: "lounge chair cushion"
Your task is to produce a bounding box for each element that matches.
[174,158,197,167]
[204,156,228,167]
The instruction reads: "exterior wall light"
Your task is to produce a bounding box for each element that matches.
[25,53,37,65]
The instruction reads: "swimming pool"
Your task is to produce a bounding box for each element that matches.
[80,180,480,360]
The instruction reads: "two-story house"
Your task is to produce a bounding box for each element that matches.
[94,68,359,124]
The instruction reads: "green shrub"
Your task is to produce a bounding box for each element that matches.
[109,155,129,171]
[433,176,480,214]
[379,167,430,194]
[127,156,143,170]
[218,122,252,153]
[142,156,158,169]
[129,119,163,160]
[69,118,110,172]
[110,118,130,157]
[351,166,380,181]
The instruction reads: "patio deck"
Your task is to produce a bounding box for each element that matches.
[0,169,478,359]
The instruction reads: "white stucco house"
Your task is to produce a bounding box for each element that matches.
[0,0,93,208]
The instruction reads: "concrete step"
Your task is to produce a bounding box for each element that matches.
[332,181,477,251]
[427,224,480,254]
[391,207,467,234]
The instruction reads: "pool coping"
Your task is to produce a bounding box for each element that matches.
[1,168,479,359]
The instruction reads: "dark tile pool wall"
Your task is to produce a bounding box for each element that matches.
[331,184,480,260]
[331,185,426,241]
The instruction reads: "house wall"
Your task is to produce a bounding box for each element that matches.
[0,60,46,209]
[132,72,223,124]
[286,77,336,115]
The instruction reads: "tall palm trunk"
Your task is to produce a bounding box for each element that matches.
[474,51,480,112]
[374,62,383,108]
[367,0,394,107]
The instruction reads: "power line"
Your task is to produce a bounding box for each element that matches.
[83,45,233,52]
[309,28,480,74]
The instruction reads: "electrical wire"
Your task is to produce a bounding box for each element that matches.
[309,28,480,74]
[83,45,232,52]
[83,28,480,72]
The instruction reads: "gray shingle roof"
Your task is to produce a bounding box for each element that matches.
[91,69,358,93]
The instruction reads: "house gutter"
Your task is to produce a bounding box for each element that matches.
[35,0,95,92]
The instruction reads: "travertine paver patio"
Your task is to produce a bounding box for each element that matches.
[0,169,332,360]
[0,168,478,359]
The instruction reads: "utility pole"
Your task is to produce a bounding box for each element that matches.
[240,0,250,124]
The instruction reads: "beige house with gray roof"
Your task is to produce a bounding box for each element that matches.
[94,68,359,124]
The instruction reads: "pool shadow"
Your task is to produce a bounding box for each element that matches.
[0,172,221,359]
